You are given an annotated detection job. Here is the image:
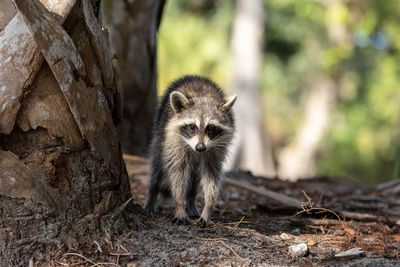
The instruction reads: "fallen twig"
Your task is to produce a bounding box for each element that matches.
[295,207,343,221]
[55,261,69,267]
[63,252,120,266]
[93,240,102,253]
[116,231,134,243]
[194,237,244,261]
[294,191,344,225]
[194,237,230,242]
[300,218,346,226]
[108,251,136,256]
[224,177,302,209]
[339,211,377,221]
[234,216,246,228]
[376,178,400,191]
[209,216,249,229]
[219,240,244,261]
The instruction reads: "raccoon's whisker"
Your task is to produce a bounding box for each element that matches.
[209,146,227,154]
[209,146,227,153]
[209,145,223,150]
[210,142,229,149]
[211,133,226,140]
[212,136,232,145]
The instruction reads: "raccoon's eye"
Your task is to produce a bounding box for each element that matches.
[206,125,217,133]
[180,124,197,137]
[206,124,222,139]
[187,124,197,133]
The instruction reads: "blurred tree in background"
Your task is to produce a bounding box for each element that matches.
[158,0,400,184]
[228,0,276,177]
[103,0,165,156]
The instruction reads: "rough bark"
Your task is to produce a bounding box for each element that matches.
[227,0,276,177]
[0,0,78,135]
[103,0,165,156]
[0,1,132,265]
[0,0,16,32]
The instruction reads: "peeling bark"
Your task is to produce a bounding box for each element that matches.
[0,0,76,134]
[0,0,16,31]
[0,14,43,134]
[16,63,85,151]
[39,0,77,21]
[82,0,113,89]
[0,0,132,265]
[14,0,120,166]
[0,150,55,205]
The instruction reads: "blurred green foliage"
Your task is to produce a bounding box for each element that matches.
[158,0,234,92]
[158,0,400,184]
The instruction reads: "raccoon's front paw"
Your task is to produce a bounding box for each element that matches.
[172,216,191,226]
[186,206,201,219]
[194,217,214,228]
[143,205,155,214]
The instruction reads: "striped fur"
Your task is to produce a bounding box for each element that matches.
[144,75,236,227]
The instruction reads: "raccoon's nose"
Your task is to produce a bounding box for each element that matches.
[195,143,206,152]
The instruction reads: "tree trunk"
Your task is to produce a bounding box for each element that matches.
[0,0,133,265]
[227,0,276,177]
[277,0,346,180]
[102,0,165,156]
[277,77,336,180]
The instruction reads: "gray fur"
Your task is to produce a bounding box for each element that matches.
[144,75,235,227]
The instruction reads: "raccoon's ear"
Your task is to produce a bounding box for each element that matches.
[170,91,190,113]
[221,95,237,112]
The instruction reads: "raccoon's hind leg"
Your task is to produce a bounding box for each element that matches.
[144,156,163,213]
[170,167,191,225]
[186,169,201,219]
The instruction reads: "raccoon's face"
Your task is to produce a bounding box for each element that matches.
[179,119,226,152]
[169,91,236,153]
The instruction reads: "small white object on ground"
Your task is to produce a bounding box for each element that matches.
[334,247,365,258]
[280,233,293,240]
[288,243,308,257]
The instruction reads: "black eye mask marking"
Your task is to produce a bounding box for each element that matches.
[180,124,197,138]
[205,124,223,139]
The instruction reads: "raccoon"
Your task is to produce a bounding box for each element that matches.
[144,75,236,227]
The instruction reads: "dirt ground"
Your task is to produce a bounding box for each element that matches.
[50,156,399,266]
